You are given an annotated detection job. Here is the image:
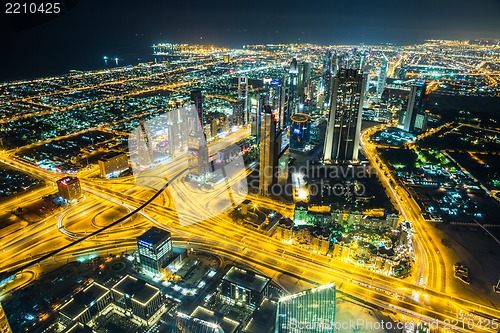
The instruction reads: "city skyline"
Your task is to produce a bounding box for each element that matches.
[2,0,500,80]
[0,26,499,333]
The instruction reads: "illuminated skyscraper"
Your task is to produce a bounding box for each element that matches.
[137,227,173,275]
[279,74,291,128]
[259,106,282,196]
[290,113,311,150]
[323,68,366,163]
[190,89,204,125]
[288,58,299,116]
[401,82,427,133]
[187,102,211,179]
[377,56,388,97]
[0,302,11,333]
[238,76,249,125]
[297,62,312,105]
[275,283,336,333]
[321,52,334,108]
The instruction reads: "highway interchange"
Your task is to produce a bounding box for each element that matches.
[0,126,499,333]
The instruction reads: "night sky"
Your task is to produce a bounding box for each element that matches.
[1,0,499,81]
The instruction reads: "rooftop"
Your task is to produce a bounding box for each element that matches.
[222,267,270,293]
[137,227,171,246]
[59,282,109,321]
[112,275,160,305]
[61,322,95,333]
[99,151,127,161]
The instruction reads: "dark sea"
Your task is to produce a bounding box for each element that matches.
[2,51,160,83]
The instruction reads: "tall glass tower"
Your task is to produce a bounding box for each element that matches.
[137,227,173,276]
[259,106,281,196]
[275,283,336,333]
[0,302,12,333]
[323,68,366,163]
[402,82,427,133]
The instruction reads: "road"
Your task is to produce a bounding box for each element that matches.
[0,127,499,332]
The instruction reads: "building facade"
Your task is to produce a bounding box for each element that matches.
[218,266,270,309]
[137,227,173,275]
[323,68,366,163]
[290,113,311,151]
[98,152,129,178]
[401,82,427,133]
[190,89,204,125]
[275,283,336,333]
[111,275,163,323]
[57,177,82,202]
[259,106,282,196]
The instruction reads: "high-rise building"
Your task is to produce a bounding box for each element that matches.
[297,62,312,105]
[275,283,336,333]
[321,52,333,109]
[290,113,311,150]
[377,57,388,97]
[0,302,11,333]
[288,58,299,116]
[323,68,366,163]
[187,106,211,179]
[279,74,291,129]
[137,227,173,275]
[190,90,204,125]
[259,106,282,196]
[238,76,249,125]
[401,82,427,133]
[57,176,82,202]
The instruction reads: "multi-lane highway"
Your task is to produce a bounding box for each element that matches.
[0,126,499,332]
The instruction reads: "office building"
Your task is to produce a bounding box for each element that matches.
[188,127,211,179]
[377,57,388,97]
[238,76,249,125]
[321,52,333,108]
[190,90,204,125]
[297,62,312,105]
[290,113,311,150]
[259,106,282,196]
[57,176,82,202]
[275,283,336,333]
[58,282,112,326]
[218,266,270,309]
[401,82,427,133]
[137,227,173,275]
[111,275,163,323]
[98,152,129,178]
[288,58,299,117]
[279,74,291,128]
[323,68,366,163]
[0,302,11,333]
